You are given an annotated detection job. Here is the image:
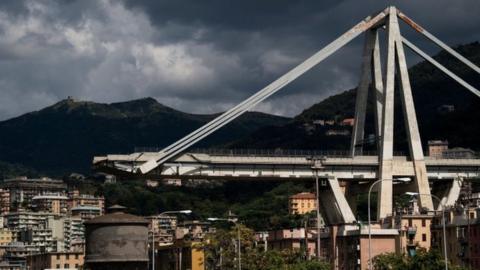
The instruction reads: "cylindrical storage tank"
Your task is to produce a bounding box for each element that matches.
[84,205,149,270]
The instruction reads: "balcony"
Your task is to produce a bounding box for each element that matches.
[407,227,417,237]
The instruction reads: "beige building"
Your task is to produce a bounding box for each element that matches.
[32,194,69,214]
[0,177,67,212]
[0,228,13,246]
[268,228,318,258]
[389,213,433,255]
[156,242,205,270]
[26,251,84,270]
[289,192,317,215]
[428,140,449,158]
[68,190,105,216]
[336,225,398,270]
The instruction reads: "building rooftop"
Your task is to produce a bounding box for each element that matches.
[32,194,68,200]
[428,140,449,146]
[290,192,316,199]
[71,205,101,211]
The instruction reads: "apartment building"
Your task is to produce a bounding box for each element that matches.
[431,206,480,269]
[289,192,317,215]
[0,228,14,246]
[26,251,84,270]
[267,228,318,258]
[146,215,177,246]
[31,194,69,214]
[67,190,105,216]
[0,177,66,212]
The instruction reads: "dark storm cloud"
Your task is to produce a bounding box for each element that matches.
[122,0,342,31]
[0,0,478,120]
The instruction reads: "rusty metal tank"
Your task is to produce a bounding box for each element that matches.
[84,205,149,270]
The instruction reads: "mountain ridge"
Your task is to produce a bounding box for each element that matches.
[0,97,290,175]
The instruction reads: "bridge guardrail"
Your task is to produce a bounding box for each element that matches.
[135,147,384,157]
[134,147,479,159]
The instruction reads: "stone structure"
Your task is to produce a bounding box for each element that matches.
[84,205,148,270]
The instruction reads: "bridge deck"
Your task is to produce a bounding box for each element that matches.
[93,151,480,180]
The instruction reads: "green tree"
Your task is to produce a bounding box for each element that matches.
[372,252,407,270]
[373,248,468,270]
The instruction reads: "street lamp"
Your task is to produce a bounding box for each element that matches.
[207,217,241,270]
[367,178,410,270]
[151,210,192,270]
[405,192,448,270]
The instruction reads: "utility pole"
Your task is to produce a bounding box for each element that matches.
[308,156,325,261]
[315,169,322,261]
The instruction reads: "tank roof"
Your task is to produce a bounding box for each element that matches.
[85,205,147,225]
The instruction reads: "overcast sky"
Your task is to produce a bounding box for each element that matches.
[0,0,478,120]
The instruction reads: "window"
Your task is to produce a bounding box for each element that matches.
[75,254,79,259]
[64,264,69,269]
[422,234,427,242]
[66,254,69,259]
[422,219,426,227]
[56,264,60,269]
[408,219,412,227]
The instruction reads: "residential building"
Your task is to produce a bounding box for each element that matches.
[1,242,38,268]
[428,140,449,158]
[392,213,433,256]
[431,206,479,269]
[267,228,318,259]
[386,198,434,256]
[3,211,57,231]
[427,140,476,159]
[68,190,105,216]
[460,192,480,208]
[0,177,66,212]
[0,189,10,214]
[267,224,398,270]
[3,212,84,253]
[0,228,14,246]
[289,192,316,215]
[443,147,476,159]
[156,241,204,270]
[63,217,85,252]
[31,194,69,214]
[176,221,213,242]
[26,251,84,270]
[70,205,102,221]
[336,225,398,270]
[0,261,22,270]
[146,215,177,246]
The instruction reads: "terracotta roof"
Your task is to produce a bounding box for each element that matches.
[290,192,316,199]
